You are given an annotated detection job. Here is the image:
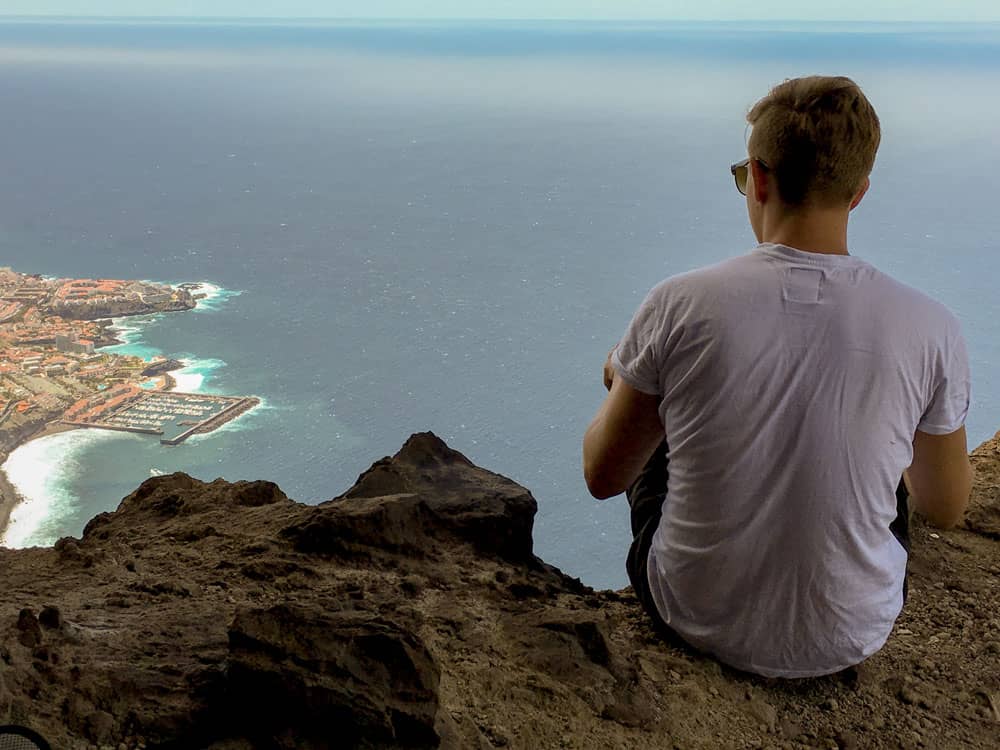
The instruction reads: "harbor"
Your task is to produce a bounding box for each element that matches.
[63,391,259,445]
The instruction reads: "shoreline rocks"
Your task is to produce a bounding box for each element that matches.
[140,359,186,377]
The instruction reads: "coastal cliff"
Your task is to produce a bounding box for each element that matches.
[44,289,196,321]
[1,432,998,749]
[49,296,195,320]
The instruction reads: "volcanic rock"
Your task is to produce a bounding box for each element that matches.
[0,430,997,749]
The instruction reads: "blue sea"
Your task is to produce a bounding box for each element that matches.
[0,19,998,588]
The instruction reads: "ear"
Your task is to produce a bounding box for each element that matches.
[849,177,870,211]
[749,159,769,204]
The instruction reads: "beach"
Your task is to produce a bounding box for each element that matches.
[0,383,260,547]
[0,420,78,543]
[0,457,20,541]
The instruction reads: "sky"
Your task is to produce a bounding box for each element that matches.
[1,1,998,23]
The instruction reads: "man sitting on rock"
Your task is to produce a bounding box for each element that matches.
[583,75,973,678]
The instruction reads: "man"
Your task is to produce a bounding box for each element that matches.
[583,76,972,678]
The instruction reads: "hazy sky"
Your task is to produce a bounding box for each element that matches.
[2,1,999,22]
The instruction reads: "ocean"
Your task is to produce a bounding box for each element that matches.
[0,19,998,588]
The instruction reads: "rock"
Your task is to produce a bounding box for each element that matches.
[16,609,42,648]
[38,606,62,630]
[333,432,538,562]
[600,690,656,727]
[678,681,710,704]
[0,431,996,749]
[87,710,116,744]
[638,652,668,682]
[779,716,803,739]
[226,603,441,748]
[140,358,185,377]
[836,729,860,749]
[536,613,612,668]
[228,480,290,508]
[746,698,778,733]
[967,443,1000,539]
[53,536,93,566]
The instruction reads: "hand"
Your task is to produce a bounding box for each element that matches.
[603,347,616,391]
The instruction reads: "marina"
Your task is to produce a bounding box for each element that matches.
[63,391,259,445]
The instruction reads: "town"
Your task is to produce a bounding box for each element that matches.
[0,267,254,449]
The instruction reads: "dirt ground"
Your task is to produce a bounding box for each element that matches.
[0,431,997,749]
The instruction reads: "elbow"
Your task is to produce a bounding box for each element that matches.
[583,462,621,500]
[582,422,639,500]
[924,505,967,530]
[918,465,974,530]
[583,433,618,500]
[587,482,620,501]
[587,480,619,501]
[921,502,959,529]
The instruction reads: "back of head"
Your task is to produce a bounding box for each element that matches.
[747,76,881,208]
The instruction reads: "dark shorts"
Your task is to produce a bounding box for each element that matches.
[625,441,911,636]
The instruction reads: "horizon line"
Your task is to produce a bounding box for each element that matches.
[1,16,999,25]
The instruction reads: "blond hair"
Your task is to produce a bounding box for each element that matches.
[747,76,881,207]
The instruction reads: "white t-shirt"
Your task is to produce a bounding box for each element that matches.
[612,243,970,678]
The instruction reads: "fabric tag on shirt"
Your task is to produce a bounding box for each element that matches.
[783,267,824,304]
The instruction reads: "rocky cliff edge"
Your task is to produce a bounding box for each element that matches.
[1,432,998,749]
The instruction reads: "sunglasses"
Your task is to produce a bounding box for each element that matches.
[730,158,769,196]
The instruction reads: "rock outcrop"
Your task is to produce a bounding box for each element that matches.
[140,359,185,378]
[46,291,196,321]
[1,432,998,749]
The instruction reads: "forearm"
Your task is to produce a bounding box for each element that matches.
[904,456,973,529]
[583,380,663,499]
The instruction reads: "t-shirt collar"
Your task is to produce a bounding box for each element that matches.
[755,242,868,267]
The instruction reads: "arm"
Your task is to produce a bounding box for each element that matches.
[583,374,664,500]
[905,426,973,529]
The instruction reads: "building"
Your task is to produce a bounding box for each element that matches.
[54,334,95,355]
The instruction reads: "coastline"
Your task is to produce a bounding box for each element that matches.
[0,281,241,547]
[0,421,78,545]
[0,454,20,544]
[0,312,182,543]
[0,392,259,544]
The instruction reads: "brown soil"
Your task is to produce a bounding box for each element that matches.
[0,431,997,749]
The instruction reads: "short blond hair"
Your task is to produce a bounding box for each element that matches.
[747,76,881,207]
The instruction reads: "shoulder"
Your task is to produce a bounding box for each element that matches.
[635,254,771,334]
[644,253,761,306]
[863,266,964,337]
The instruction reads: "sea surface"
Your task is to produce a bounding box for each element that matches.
[0,19,998,587]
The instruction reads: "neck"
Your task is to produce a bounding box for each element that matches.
[758,205,851,256]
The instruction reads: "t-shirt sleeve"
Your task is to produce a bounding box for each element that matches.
[610,287,664,396]
[917,328,971,435]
